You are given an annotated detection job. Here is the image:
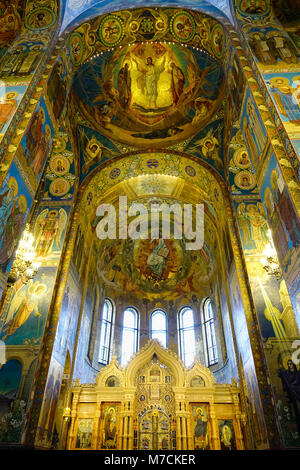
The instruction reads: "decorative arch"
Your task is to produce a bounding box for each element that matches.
[125,339,186,387]
[184,358,216,388]
[95,356,125,388]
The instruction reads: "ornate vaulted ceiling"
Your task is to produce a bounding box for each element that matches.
[47,6,236,301]
[60,0,234,34]
[56,7,233,187]
[77,153,228,301]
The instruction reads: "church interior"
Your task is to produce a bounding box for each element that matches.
[0,0,299,451]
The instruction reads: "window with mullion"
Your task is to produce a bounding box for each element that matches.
[98,299,114,365]
[202,298,218,366]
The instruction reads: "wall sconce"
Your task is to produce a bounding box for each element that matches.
[63,407,71,421]
[261,242,282,280]
[7,224,40,286]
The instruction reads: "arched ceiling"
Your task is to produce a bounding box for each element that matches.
[79,166,225,301]
[77,152,229,300]
[60,0,234,34]
[53,6,237,302]
[54,7,233,186]
[79,152,226,224]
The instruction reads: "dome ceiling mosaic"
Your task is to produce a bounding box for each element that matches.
[71,41,225,148]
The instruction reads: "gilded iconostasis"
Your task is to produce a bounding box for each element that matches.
[0,0,299,452]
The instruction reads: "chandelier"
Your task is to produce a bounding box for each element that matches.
[260,234,282,280]
[7,224,40,286]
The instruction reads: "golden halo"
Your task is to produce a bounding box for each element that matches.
[38,107,45,123]
[269,77,289,86]
[50,155,70,175]
[48,209,58,218]
[49,178,70,196]
[28,281,40,296]
[264,187,272,210]
[45,124,51,137]
[34,283,47,296]
[281,352,294,370]
[129,20,139,32]
[4,91,18,100]
[7,176,18,196]
[53,136,66,153]
[271,169,278,188]
[234,171,255,190]
[246,204,258,213]
[18,195,27,213]
[234,148,251,168]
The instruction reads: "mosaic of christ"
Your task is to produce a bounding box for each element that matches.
[72,42,225,147]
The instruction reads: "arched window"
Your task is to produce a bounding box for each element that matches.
[121,307,139,367]
[98,299,114,365]
[201,298,218,366]
[150,309,167,348]
[178,306,196,367]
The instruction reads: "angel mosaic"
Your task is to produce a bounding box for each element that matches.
[79,128,119,175]
[0,91,19,134]
[1,277,50,340]
[267,76,300,126]
[186,125,223,170]
[0,176,28,272]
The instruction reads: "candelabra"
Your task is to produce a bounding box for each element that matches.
[63,407,71,422]
[261,242,282,280]
[7,224,40,286]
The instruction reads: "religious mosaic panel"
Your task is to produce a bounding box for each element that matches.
[240,88,268,169]
[16,96,54,187]
[100,403,120,450]
[75,418,93,449]
[35,355,63,447]
[190,404,210,450]
[264,73,300,138]
[78,125,121,183]
[0,266,57,345]
[71,42,225,148]
[52,267,82,364]
[260,152,300,275]
[0,86,27,139]
[218,419,237,450]
[0,160,32,277]
[0,359,23,443]
[0,1,24,46]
